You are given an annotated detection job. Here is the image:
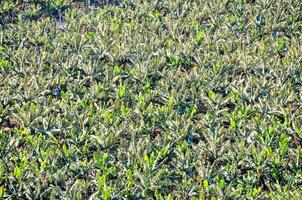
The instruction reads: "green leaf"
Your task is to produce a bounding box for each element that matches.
[62,144,68,157]
[144,81,151,90]
[149,152,155,167]
[208,90,215,101]
[13,166,22,182]
[219,179,225,188]
[113,65,122,75]
[203,180,209,189]
[0,59,10,72]
[190,107,197,117]
[168,97,175,106]
[98,174,111,200]
[118,85,126,99]
[121,104,130,116]
[126,169,132,178]
[54,0,66,8]
[155,190,164,200]
[230,118,236,128]
[102,153,109,162]
[167,194,173,200]
[197,30,204,45]
[98,175,106,186]
[252,187,262,197]
[144,154,149,163]
[0,186,4,199]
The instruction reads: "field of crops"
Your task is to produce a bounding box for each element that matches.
[1,0,302,199]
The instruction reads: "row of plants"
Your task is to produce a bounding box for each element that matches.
[1,0,302,199]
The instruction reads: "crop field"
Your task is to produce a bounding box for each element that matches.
[1,0,302,199]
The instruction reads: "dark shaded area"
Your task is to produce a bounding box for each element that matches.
[0,0,127,27]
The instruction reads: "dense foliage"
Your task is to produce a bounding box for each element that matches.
[1,0,302,199]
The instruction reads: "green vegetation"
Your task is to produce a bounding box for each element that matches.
[1,0,302,199]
